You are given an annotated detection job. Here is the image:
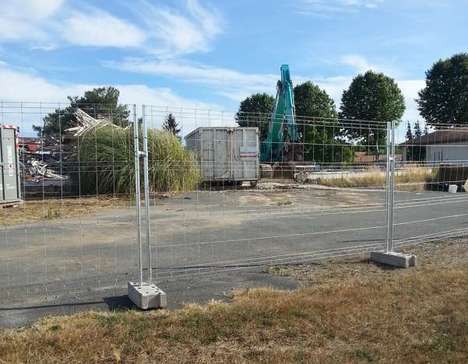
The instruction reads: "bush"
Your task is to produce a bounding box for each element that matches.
[78,127,200,195]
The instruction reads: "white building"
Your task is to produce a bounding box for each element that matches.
[403,128,468,163]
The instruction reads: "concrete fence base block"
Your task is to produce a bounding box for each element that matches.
[370,251,417,268]
[128,281,167,310]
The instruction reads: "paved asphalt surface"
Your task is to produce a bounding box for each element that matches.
[1,186,467,328]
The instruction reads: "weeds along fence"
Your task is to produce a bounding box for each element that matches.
[0,101,467,309]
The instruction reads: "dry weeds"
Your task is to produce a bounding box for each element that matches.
[319,167,434,191]
[0,240,467,363]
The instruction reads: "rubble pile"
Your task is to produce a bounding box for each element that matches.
[21,109,122,197]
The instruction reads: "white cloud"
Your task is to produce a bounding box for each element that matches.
[62,10,146,48]
[135,0,223,55]
[107,58,278,101]
[341,54,376,73]
[109,59,274,87]
[3,0,64,21]
[0,63,219,136]
[187,0,221,36]
[298,0,384,15]
[340,53,401,77]
[0,0,222,54]
[0,0,64,41]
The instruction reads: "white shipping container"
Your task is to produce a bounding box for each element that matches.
[0,126,21,204]
[185,127,259,184]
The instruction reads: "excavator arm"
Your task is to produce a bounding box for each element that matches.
[260,65,300,162]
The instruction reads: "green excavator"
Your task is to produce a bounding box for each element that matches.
[260,65,303,163]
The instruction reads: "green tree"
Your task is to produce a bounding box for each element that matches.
[294,82,337,120]
[417,53,468,128]
[293,82,349,163]
[406,121,413,141]
[414,121,422,138]
[411,120,425,161]
[34,87,130,137]
[163,113,181,137]
[340,71,406,154]
[236,93,275,141]
[424,124,429,135]
[405,121,414,161]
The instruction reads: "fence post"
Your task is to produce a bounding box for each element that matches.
[385,120,396,253]
[389,120,396,251]
[142,105,152,283]
[132,104,143,286]
[372,120,416,268]
[385,122,391,252]
[128,105,166,310]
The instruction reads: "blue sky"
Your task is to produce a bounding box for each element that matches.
[0,0,467,136]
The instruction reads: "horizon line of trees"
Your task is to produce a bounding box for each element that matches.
[237,52,467,163]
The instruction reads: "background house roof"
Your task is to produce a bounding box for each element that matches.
[402,128,468,146]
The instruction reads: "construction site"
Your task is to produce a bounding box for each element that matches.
[0,0,467,360]
[0,64,466,321]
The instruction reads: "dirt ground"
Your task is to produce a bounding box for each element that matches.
[0,183,377,227]
[0,197,131,226]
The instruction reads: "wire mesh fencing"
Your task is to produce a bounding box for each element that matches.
[394,122,468,249]
[0,101,467,309]
[144,108,392,284]
[0,102,141,307]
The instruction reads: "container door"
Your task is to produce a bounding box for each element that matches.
[201,129,214,180]
[0,128,19,201]
[234,129,258,180]
[214,129,230,180]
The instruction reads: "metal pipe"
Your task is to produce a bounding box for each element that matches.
[133,104,143,286]
[142,105,152,283]
[385,121,391,252]
[389,120,396,251]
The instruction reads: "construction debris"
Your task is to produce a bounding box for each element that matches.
[21,108,123,197]
[25,160,67,181]
[65,108,122,137]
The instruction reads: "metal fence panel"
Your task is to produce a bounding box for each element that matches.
[0,100,466,311]
[0,102,140,307]
[394,122,468,249]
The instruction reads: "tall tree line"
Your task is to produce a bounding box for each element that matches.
[237,52,467,163]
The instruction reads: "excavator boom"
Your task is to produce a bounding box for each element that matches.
[260,65,300,162]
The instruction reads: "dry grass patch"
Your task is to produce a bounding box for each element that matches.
[0,197,130,226]
[0,241,467,363]
[319,167,434,191]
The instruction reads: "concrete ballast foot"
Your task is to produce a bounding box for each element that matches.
[128,282,167,310]
[370,251,417,268]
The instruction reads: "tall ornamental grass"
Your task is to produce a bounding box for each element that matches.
[78,127,200,195]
